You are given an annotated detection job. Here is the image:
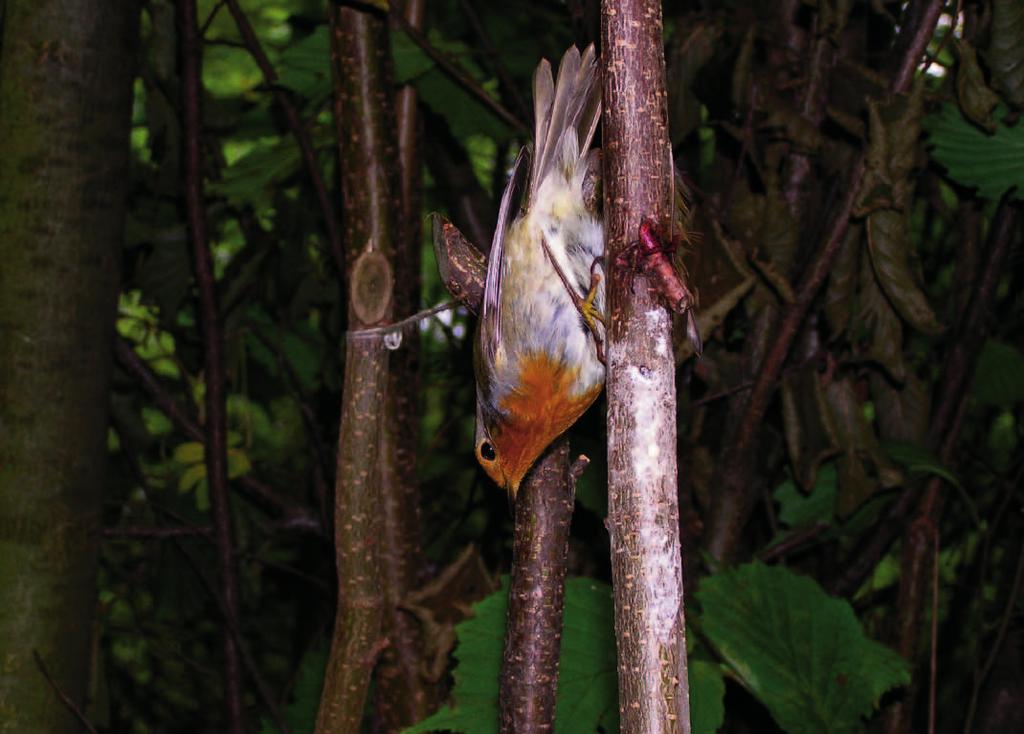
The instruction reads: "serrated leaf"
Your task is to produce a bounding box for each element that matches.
[554,579,619,733]
[989,0,1024,106]
[972,339,1024,405]
[173,441,205,465]
[689,659,725,734]
[209,136,303,208]
[866,209,944,335]
[404,577,620,734]
[926,103,1024,200]
[696,562,909,734]
[276,26,331,102]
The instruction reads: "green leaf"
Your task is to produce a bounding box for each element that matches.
[404,577,620,734]
[178,463,206,494]
[227,448,252,480]
[403,579,504,733]
[554,579,619,733]
[773,463,838,529]
[883,441,960,489]
[972,339,1024,405]
[276,26,331,102]
[391,29,437,83]
[173,441,205,465]
[260,645,328,734]
[689,659,726,734]
[926,104,1024,200]
[696,562,909,734]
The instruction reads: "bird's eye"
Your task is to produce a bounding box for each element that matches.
[480,441,497,461]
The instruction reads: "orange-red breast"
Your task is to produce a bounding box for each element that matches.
[473,45,605,496]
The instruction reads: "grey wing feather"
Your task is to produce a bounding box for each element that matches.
[576,45,602,154]
[481,146,530,365]
[529,44,601,205]
[531,60,554,204]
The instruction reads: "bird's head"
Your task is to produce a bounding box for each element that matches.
[474,352,600,499]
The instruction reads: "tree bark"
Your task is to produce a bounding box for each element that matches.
[601,2,691,731]
[316,6,398,733]
[499,438,579,732]
[0,1,137,732]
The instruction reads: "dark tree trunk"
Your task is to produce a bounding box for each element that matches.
[0,1,138,731]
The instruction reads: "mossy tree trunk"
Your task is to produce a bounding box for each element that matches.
[0,1,138,731]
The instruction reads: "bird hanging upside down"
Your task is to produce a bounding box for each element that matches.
[471,45,700,497]
[473,45,606,497]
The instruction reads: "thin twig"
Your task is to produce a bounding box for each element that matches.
[222,0,344,275]
[391,13,528,133]
[929,529,939,734]
[32,650,98,734]
[178,2,245,727]
[174,539,294,734]
[103,525,212,539]
[346,301,457,339]
[963,538,1024,734]
[114,338,320,529]
[458,0,532,123]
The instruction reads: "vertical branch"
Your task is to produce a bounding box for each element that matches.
[374,0,438,728]
[178,1,245,731]
[499,438,580,731]
[601,1,691,731]
[315,5,398,732]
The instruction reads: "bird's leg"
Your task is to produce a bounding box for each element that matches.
[539,236,606,363]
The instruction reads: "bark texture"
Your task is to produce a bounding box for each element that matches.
[601,1,691,731]
[430,150,580,734]
[316,7,398,733]
[499,438,577,732]
[0,1,137,731]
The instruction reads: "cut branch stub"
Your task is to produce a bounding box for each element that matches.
[350,243,394,326]
[431,213,486,314]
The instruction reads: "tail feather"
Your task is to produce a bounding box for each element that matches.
[530,45,600,205]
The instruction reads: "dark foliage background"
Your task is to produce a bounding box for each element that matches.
[84,0,1023,731]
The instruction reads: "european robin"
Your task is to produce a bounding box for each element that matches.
[473,45,605,497]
